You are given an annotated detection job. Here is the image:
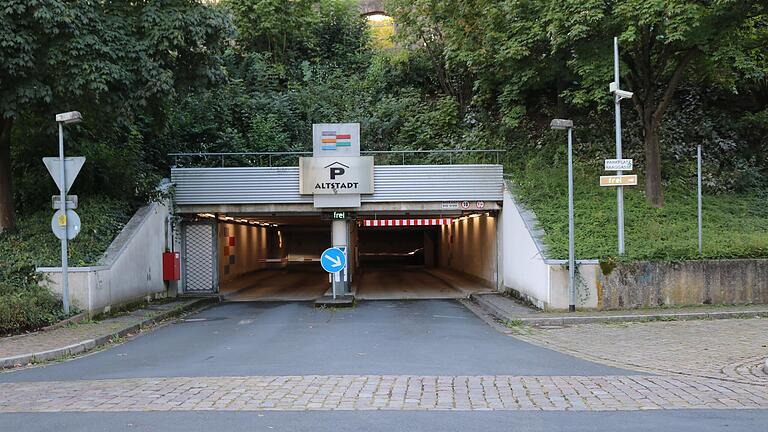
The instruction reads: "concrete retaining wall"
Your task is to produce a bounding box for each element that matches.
[598,260,768,309]
[38,201,172,315]
[500,187,550,308]
[499,184,768,310]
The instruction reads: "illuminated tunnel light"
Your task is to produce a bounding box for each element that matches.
[362,218,453,227]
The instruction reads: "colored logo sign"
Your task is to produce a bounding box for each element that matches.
[320,247,346,273]
[321,131,352,150]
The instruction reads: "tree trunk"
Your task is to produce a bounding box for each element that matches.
[643,119,664,208]
[0,117,15,232]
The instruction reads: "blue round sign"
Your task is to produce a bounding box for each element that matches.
[321,247,346,273]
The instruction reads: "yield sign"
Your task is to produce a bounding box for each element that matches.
[43,157,86,193]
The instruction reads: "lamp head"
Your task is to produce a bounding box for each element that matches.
[550,119,573,130]
[55,111,82,124]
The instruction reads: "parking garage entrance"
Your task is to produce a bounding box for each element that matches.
[178,209,500,302]
[172,122,504,302]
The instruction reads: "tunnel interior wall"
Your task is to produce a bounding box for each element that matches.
[438,214,498,287]
[218,222,280,284]
[283,228,328,261]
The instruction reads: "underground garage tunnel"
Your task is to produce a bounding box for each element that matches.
[193,212,498,302]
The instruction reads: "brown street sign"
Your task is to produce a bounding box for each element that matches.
[600,175,638,187]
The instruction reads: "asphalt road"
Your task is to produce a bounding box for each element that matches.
[221,265,328,301]
[0,300,630,382]
[3,410,767,432]
[1,300,765,431]
[356,266,467,299]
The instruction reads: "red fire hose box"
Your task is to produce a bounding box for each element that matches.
[163,251,181,281]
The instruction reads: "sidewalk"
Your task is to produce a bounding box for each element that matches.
[471,292,768,326]
[0,298,211,369]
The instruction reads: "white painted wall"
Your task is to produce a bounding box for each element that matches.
[38,201,171,315]
[218,222,272,283]
[501,188,550,308]
[438,213,498,287]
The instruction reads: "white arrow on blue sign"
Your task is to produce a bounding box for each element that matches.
[320,247,346,273]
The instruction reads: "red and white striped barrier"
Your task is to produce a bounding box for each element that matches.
[258,258,289,263]
[362,218,453,227]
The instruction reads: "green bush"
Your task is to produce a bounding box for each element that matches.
[0,281,65,335]
[0,197,131,335]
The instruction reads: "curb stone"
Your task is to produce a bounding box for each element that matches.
[470,293,768,326]
[0,298,216,369]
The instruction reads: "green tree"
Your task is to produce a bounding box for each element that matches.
[223,0,318,65]
[0,0,231,231]
[547,0,767,207]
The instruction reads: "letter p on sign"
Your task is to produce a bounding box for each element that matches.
[330,167,345,179]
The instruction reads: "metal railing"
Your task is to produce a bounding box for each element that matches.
[169,149,506,168]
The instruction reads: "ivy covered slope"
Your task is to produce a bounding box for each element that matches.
[508,114,768,261]
[511,162,768,261]
[0,198,130,334]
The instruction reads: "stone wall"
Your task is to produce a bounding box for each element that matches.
[599,260,768,309]
[359,0,385,15]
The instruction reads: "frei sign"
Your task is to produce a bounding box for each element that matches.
[305,123,373,208]
[600,157,636,187]
[600,175,638,187]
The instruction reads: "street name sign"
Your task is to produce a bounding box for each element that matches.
[604,159,633,171]
[600,175,638,187]
[320,247,346,273]
[52,195,78,210]
[43,157,86,193]
[51,209,81,240]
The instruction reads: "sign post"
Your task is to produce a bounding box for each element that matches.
[320,247,347,299]
[609,37,634,256]
[698,144,703,255]
[48,111,84,315]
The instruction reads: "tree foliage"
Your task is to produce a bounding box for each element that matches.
[387,0,768,206]
[0,0,232,229]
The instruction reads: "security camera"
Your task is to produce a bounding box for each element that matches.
[608,82,633,100]
[614,89,634,100]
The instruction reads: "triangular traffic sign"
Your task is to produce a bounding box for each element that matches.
[43,157,86,193]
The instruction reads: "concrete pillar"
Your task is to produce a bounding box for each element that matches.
[331,219,350,294]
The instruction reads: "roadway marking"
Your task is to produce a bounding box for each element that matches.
[1,375,767,412]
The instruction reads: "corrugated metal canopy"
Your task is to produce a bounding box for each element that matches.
[171,165,503,205]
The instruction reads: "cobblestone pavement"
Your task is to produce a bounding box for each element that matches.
[2,302,767,415]
[507,318,768,384]
[1,374,767,413]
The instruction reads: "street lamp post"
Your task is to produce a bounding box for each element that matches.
[609,37,633,255]
[550,119,576,312]
[54,111,82,315]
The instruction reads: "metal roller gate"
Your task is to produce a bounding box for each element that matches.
[181,221,218,294]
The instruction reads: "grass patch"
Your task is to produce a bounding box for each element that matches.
[0,197,132,335]
[508,158,768,261]
[504,319,524,328]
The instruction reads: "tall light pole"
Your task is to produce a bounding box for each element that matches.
[609,37,633,255]
[551,119,576,312]
[698,144,703,255]
[55,111,82,315]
